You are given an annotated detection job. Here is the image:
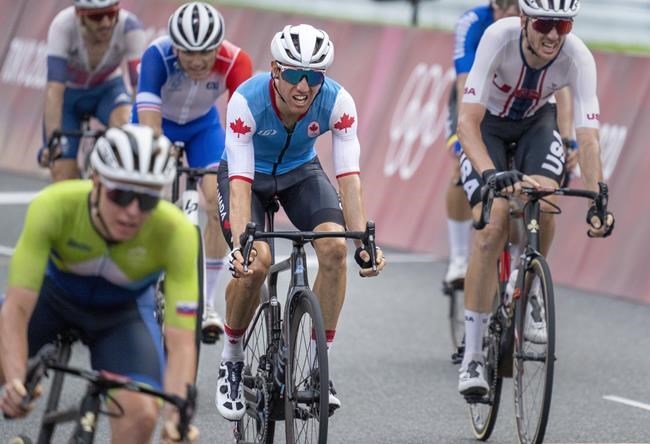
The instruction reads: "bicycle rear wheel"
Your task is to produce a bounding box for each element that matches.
[513,256,555,444]
[284,290,328,444]
[236,285,276,444]
[194,226,205,376]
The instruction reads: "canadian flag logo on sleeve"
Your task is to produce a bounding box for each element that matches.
[229,117,251,138]
[334,113,355,133]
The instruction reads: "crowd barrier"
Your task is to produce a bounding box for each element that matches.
[0,1,647,303]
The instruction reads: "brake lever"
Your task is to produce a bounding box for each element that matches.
[239,222,257,273]
[364,221,377,272]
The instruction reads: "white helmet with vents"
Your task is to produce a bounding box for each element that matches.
[168,2,225,52]
[518,0,580,18]
[271,24,334,70]
[91,124,176,187]
[74,0,119,10]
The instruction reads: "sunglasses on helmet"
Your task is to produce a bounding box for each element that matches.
[531,18,573,36]
[277,64,325,87]
[103,182,160,212]
[78,5,120,22]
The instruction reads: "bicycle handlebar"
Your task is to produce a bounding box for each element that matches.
[474,178,609,231]
[238,220,378,273]
[41,128,105,168]
[8,345,197,441]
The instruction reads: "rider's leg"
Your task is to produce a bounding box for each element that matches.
[445,162,473,283]
[108,392,158,444]
[459,199,509,394]
[312,222,348,334]
[107,103,131,127]
[50,159,80,182]
[200,174,230,317]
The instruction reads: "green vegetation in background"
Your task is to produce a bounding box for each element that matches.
[212,0,650,56]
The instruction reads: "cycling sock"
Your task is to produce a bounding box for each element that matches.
[205,257,226,308]
[447,219,473,260]
[221,324,246,362]
[310,329,335,367]
[462,310,491,368]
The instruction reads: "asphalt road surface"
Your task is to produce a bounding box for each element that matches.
[1,171,649,443]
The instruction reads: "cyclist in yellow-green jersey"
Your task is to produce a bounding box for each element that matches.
[0,124,199,443]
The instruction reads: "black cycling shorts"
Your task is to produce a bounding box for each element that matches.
[460,103,566,207]
[217,157,345,248]
[27,277,165,389]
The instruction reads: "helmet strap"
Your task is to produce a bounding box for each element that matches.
[91,183,118,244]
[523,18,540,58]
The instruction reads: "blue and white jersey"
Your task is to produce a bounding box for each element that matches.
[453,4,494,75]
[136,36,250,125]
[224,73,361,180]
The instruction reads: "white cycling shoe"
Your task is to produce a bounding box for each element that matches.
[458,360,489,396]
[201,305,224,344]
[445,257,468,285]
[216,361,246,421]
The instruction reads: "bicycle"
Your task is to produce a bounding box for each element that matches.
[233,202,378,444]
[154,142,219,366]
[442,276,465,363]
[39,114,104,179]
[464,178,611,444]
[7,331,197,444]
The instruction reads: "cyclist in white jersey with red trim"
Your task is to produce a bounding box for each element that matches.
[134,2,253,345]
[41,0,145,182]
[457,0,614,395]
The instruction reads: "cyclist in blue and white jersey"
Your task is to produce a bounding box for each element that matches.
[457,0,614,396]
[214,24,386,421]
[134,2,253,344]
[42,0,145,182]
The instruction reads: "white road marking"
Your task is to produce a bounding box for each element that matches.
[0,191,39,205]
[603,395,650,412]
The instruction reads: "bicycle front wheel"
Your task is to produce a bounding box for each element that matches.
[236,285,275,444]
[468,317,503,441]
[513,255,555,444]
[284,290,328,444]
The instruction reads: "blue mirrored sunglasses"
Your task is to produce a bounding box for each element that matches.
[278,64,325,87]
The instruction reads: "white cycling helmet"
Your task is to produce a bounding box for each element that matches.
[91,124,176,187]
[168,2,225,52]
[271,24,334,70]
[518,0,580,18]
[74,0,119,10]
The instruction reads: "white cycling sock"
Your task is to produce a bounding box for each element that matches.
[310,329,335,368]
[447,219,473,260]
[462,310,491,368]
[221,324,245,363]
[205,256,226,308]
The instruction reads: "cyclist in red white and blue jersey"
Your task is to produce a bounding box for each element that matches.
[457,0,614,396]
[443,0,520,286]
[42,0,145,182]
[214,24,386,422]
[134,2,253,344]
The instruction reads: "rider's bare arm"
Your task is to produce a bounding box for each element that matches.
[162,326,196,418]
[138,109,163,138]
[575,127,603,192]
[0,288,37,385]
[44,81,65,142]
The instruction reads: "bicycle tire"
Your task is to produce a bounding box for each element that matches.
[236,285,276,444]
[284,290,328,444]
[194,225,205,376]
[467,316,504,441]
[513,255,555,444]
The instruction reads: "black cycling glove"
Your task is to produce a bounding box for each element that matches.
[482,169,523,191]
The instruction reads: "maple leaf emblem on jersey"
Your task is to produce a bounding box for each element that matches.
[229,118,251,138]
[334,113,355,132]
[309,123,318,132]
